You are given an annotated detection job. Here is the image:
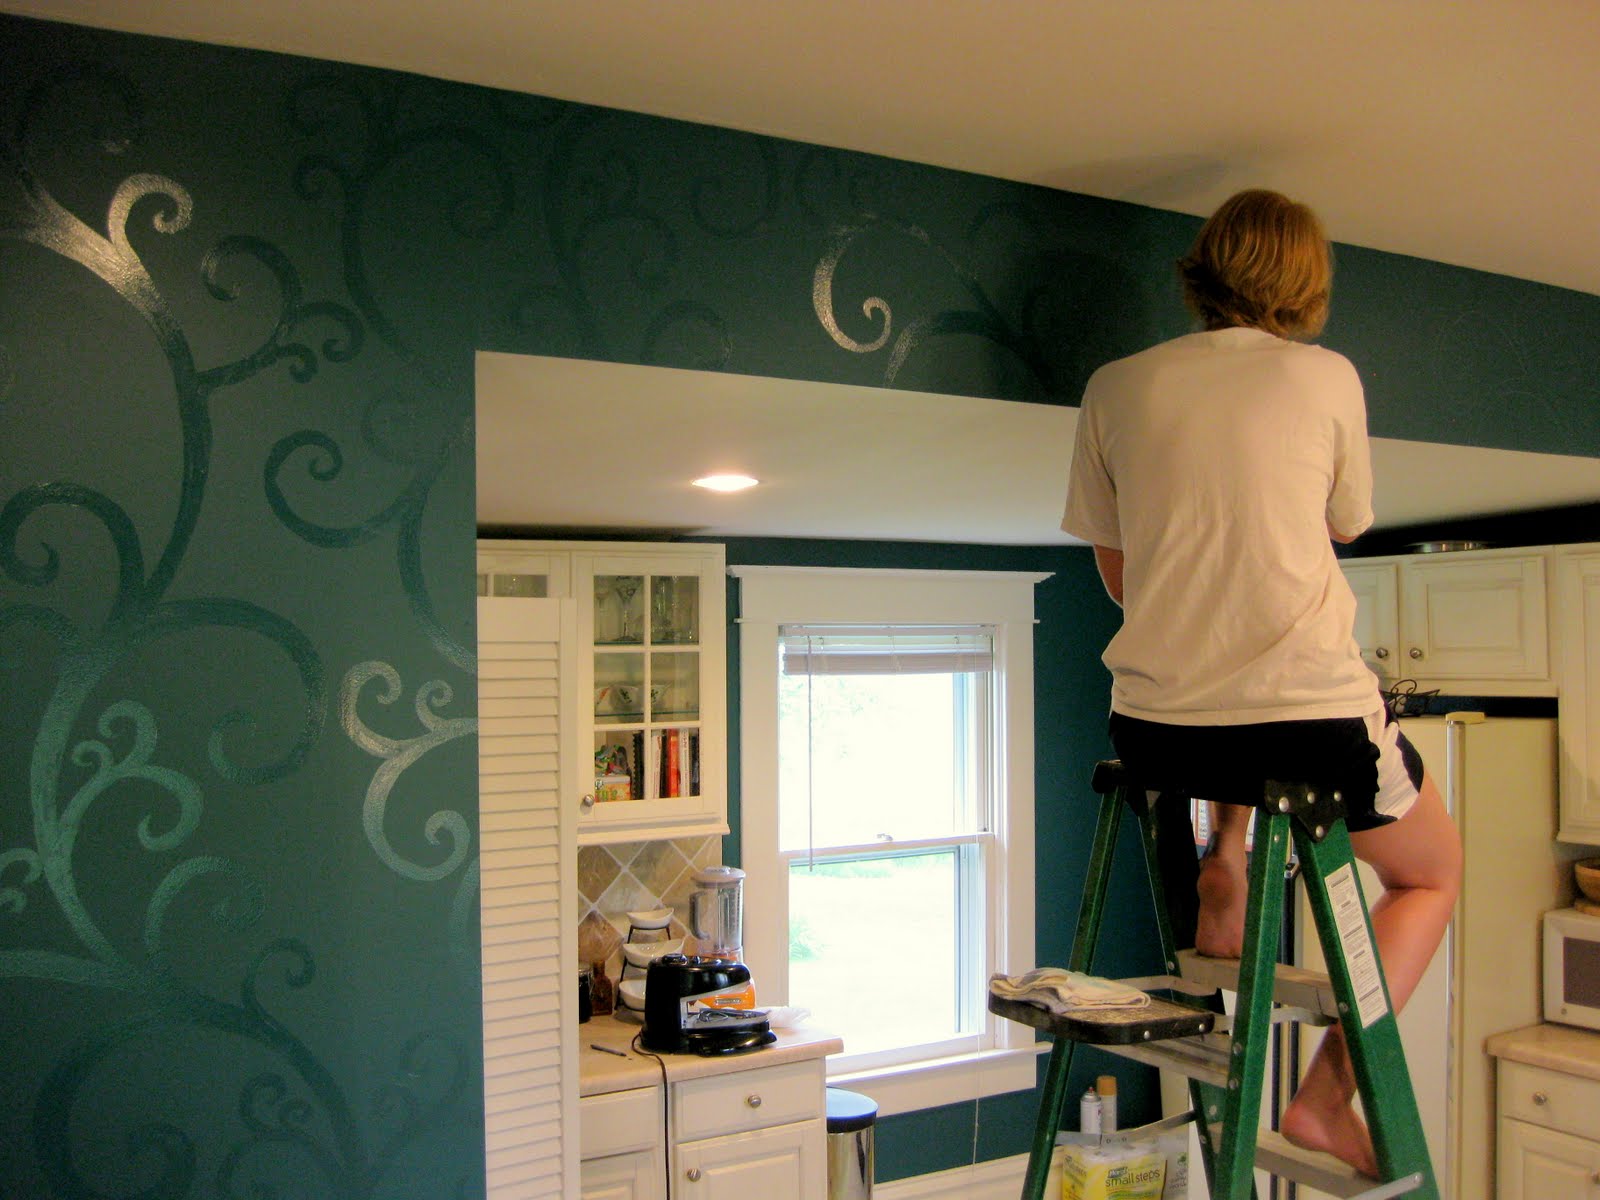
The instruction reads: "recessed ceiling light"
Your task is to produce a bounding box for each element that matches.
[692,474,759,493]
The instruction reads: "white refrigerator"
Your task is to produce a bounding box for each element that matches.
[1292,713,1562,1200]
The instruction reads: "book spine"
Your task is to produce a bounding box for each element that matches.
[665,730,681,798]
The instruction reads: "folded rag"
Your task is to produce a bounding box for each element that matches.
[988,968,1150,1015]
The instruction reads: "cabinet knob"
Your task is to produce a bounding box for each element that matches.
[745,1093,763,1108]
[579,793,595,813]
[1374,647,1390,660]
[1532,1091,1549,1106]
[1408,647,1424,660]
[686,1167,702,1182]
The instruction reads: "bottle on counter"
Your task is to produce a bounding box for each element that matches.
[1080,1084,1101,1137]
[589,960,615,1016]
[1097,1074,1118,1134]
[577,964,594,1023]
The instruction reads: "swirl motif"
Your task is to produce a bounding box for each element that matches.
[25,938,442,1200]
[0,61,419,1199]
[198,236,365,390]
[506,108,732,370]
[274,72,502,671]
[340,661,476,883]
[286,72,515,367]
[812,211,1059,392]
[263,422,475,673]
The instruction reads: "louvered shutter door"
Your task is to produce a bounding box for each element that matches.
[478,597,577,1197]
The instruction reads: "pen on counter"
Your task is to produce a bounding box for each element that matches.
[590,1043,628,1057]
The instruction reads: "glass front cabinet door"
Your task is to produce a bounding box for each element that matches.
[477,539,727,845]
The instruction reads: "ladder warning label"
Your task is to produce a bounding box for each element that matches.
[1325,864,1388,1028]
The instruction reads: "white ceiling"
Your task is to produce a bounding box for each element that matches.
[8,0,1599,296]
[476,354,1600,545]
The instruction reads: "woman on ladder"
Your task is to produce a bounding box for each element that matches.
[1061,188,1463,1178]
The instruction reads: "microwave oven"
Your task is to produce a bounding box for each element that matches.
[1543,907,1600,1031]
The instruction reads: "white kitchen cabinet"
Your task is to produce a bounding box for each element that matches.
[1496,1059,1600,1200]
[579,1086,665,1200]
[580,1152,664,1200]
[478,539,728,846]
[670,1060,827,1199]
[1341,547,1551,694]
[579,1057,828,1200]
[1342,560,1399,676]
[675,1119,825,1197]
[1557,551,1600,844]
[1498,1122,1600,1200]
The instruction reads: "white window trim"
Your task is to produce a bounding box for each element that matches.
[733,565,1048,1112]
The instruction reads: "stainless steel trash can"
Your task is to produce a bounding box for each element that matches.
[825,1087,877,1199]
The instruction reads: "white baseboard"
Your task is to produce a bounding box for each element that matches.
[875,1149,1061,1199]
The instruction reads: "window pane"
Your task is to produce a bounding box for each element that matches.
[778,670,981,849]
[788,850,976,1055]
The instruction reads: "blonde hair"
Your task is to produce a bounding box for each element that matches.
[1178,189,1332,338]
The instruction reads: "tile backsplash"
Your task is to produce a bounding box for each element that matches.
[576,835,724,985]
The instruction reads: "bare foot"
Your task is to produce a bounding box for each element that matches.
[1194,852,1248,958]
[1280,1095,1379,1179]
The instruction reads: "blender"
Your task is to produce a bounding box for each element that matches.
[688,865,754,1007]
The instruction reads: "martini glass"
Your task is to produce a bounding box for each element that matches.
[611,577,641,643]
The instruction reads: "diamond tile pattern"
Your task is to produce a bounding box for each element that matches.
[576,836,728,981]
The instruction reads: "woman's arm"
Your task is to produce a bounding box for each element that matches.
[1093,545,1125,607]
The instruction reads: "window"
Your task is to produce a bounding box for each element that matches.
[734,567,1045,1112]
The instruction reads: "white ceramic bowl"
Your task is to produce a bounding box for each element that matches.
[617,978,648,1011]
[622,939,685,969]
[625,907,673,930]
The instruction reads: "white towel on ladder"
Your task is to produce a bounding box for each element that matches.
[988,968,1151,1015]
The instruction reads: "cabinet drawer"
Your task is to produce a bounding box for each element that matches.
[582,1086,663,1159]
[1499,1060,1600,1141]
[672,1059,823,1142]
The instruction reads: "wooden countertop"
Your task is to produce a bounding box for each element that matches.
[578,1012,843,1097]
[1486,1023,1600,1084]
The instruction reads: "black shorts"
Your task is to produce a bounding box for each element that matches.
[1107,710,1424,833]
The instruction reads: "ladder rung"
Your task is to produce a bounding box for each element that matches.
[1177,948,1339,1019]
[1097,1031,1232,1088]
[1252,1133,1427,1200]
[1212,1129,1425,1200]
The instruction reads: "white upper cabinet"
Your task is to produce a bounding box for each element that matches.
[1342,561,1400,676]
[479,540,728,846]
[1398,552,1549,683]
[1342,548,1551,695]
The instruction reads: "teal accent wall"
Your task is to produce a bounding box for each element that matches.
[2,14,1598,1198]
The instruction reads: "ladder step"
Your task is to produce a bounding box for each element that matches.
[1098,1030,1233,1089]
[988,991,1214,1047]
[1177,948,1339,1020]
[1211,1130,1425,1200]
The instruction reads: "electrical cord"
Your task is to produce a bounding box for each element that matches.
[630,1032,673,1200]
[1383,678,1439,718]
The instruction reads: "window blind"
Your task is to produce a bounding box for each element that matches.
[779,624,994,676]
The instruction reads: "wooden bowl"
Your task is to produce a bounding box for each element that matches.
[1577,858,1600,904]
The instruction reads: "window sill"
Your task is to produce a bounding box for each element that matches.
[826,1043,1046,1117]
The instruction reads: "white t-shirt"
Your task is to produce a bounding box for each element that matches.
[1061,327,1380,724]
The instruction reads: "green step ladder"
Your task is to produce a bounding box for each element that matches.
[991,760,1437,1200]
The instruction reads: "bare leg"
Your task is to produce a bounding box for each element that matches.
[1195,801,1251,958]
[1279,770,1461,1176]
